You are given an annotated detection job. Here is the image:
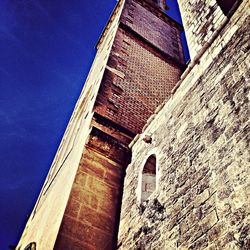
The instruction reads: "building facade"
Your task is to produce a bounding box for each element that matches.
[17,0,185,249]
[17,0,250,249]
[118,0,250,249]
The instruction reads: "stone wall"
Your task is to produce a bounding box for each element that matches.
[55,128,131,250]
[118,1,250,249]
[122,0,184,63]
[178,0,227,60]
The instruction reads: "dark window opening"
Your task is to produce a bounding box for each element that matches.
[141,155,156,202]
[217,0,240,16]
[24,242,36,250]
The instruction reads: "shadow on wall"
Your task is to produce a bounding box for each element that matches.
[166,0,190,63]
[141,154,157,202]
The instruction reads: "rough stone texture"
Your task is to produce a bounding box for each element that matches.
[178,0,227,60]
[118,1,250,249]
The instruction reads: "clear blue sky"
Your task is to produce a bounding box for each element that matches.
[0,0,188,248]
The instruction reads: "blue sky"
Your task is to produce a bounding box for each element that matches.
[0,0,188,248]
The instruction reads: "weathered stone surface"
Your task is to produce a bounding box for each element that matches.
[54,131,129,250]
[118,1,250,249]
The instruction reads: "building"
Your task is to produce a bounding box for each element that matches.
[17,0,250,249]
[118,0,250,249]
[17,0,185,249]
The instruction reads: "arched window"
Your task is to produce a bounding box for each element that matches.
[217,0,240,16]
[141,154,157,202]
[24,242,36,250]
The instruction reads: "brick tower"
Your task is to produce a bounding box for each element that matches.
[17,0,184,249]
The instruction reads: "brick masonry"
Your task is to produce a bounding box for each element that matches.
[118,1,250,249]
[121,0,184,63]
[94,0,184,134]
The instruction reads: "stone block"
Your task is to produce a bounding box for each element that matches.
[75,221,93,243]
[79,206,115,233]
[60,216,77,238]
[65,198,81,218]
[194,189,210,208]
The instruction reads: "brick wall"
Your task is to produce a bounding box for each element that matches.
[121,0,184,63]
[94,0,184,134]
[95,27,182,134]
[118,1,250,249]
